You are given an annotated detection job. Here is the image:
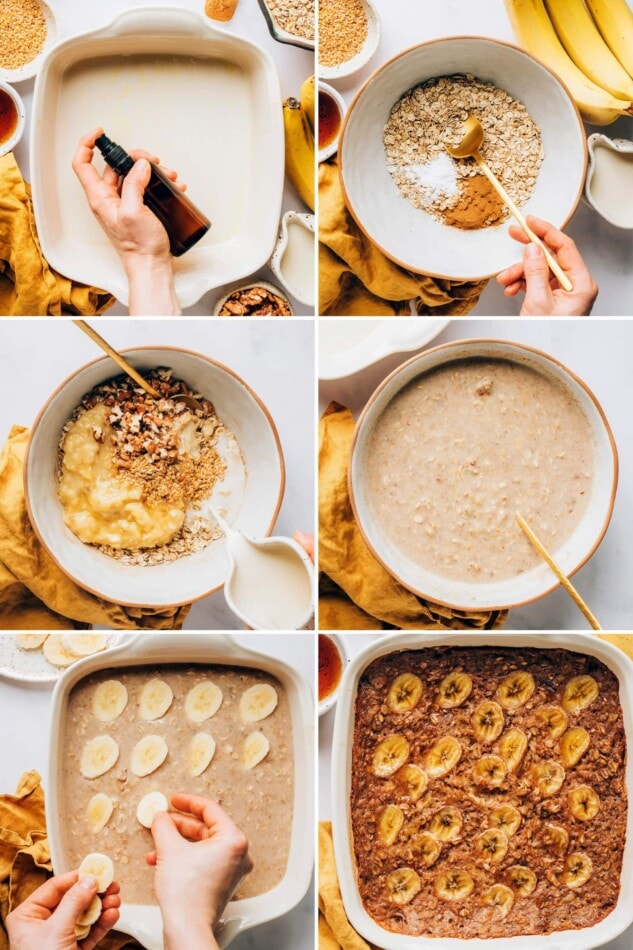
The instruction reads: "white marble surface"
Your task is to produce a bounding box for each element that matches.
[0,318,316,629]
[319,318,633,630]
[325,0,633,316]
[0,632,315,949]
[9,0,314,315]
[318,632,631,949]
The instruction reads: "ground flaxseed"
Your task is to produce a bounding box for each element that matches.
[318,0,368,68]
[0,0,47,70]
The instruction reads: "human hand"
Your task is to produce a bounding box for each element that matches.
[293,530,315,563]
[496,216,598,316]
[6,871,120,950]
[147,794,252,950]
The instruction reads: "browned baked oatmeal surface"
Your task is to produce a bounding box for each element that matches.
[350,647,626,939]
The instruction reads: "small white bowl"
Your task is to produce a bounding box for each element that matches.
[585,133,633,229]
[319,633,349,717]
[212,279,294,316]
[269,211,315,307]
[318,81,346,163]
[256,0,315,51]
[319,0,381,81]
[0,82,25,157]
[0,0,58,83]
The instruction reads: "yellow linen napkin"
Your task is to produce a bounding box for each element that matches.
[0,427,190,629]
[319,403,508,630]
[319,822,374,950]
[318,158,488,316]
[0,153,114,316]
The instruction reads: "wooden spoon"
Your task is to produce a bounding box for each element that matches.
[516,513,601,630]
[447,116,573,293]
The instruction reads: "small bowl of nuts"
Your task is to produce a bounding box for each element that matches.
[318,0,381,81]
[213,281,294,317]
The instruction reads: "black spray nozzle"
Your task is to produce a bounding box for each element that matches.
[95,133,135,177]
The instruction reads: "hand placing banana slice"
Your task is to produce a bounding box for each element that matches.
[92,680,128,723]
[532,761,566,797]
[424,736,462,778]
[396,764,428,802]
[387,673,424,713]
[137,791,169,829]
[562,676,600,714]
[188,732,216,776]
[242,731,270,769]
[496,672,536,710]
[482,883,514,918]
[560,727,590,768]
[130,735,169,777]
[86,793,114,833]
[81,735,120,779]
[490,805,522,837]
[139,679,174,721]
[506,865,537,898]
[386,867,421,905]
[563,852,593,888]
[434,870,474,902]
[376,804,404,845]
[411,832,442,867]
[185,681,223,723]
[78,853,114,893]
[436,671,472,708]
[472,701,505,743]
[373,735,410,777]
[475,828,509,864]
[568,785,600,821]
[498,728,528,772]
[472,754,507,788]
[536,705,568,739]
[239,684,278,723]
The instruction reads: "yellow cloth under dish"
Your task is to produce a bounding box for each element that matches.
[0,153,114,316]
[0,771,138,950]
[319,822,373,950]
[0,426,190,630]
[318,158,488,316]
[319,403,508,630]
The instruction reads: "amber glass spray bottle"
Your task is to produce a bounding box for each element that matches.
[95,133,211,257]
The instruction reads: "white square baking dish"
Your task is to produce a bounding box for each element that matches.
[46,633,314,950]
[30,8,284,308]
[331,632,633,950]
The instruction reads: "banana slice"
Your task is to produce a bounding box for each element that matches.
[130,735,168,777]
[15,633,48,650]
[376,805,404,845]
[387,673,423,713]
[86,793,114,833]
[568,785,600,821]
[373,735,410,777]
[75,923,91,939]
[136,791,169,829]
[562,675,599,714]
[472,755,506,788]
[78,894,102,927]
[434,870,474,902]
[188,732,216,776]
[482,883,514,918]
[475,828,509,864]
[386,867,421,905]
[536,705,568,739]
[242,731,270,768]
[436,670,472,709]
[498,728,528,772]
[396,764,427,802]
[490,805,522,838]
[139,679,174,721]
[532,761,565,797]
[186,681,224,723]
[506,865,537,898]
[61,633,107,657]
[43,634,78,668]
[496,671,536,710]
[80,736,120,779]
[472,701,505,743]
[560,727,591,768]
[239,684,277,723]
[429,806,462,842]
[92,680,128,723]
[424,736,462,778]
[78,853,114,893]
[411,832,442,867]
[563,852,593,889]
[544,823,569,854]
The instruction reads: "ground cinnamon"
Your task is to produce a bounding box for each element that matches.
[442,174,507,230]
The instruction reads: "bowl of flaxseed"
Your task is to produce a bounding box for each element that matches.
[25,347,285,609]
[0,0,58,83]
[318,0,381,81]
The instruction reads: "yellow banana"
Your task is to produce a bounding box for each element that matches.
[504,0,633,124]
[586,0,633,79]
[545,0,633,99]
[283,97,315,211]
[300,75,316,131]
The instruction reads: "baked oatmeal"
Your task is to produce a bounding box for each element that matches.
[350,647,626,939]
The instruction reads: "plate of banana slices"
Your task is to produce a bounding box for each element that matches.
[0,633,128,684]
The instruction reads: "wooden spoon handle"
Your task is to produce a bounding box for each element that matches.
[516,514,601,630]
[72,320,159,397]
[476,158,574,293]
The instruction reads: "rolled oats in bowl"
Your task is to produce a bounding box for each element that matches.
[263,0,315,42]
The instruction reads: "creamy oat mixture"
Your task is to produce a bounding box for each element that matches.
[365,358,595,583]
[61,665,294,905]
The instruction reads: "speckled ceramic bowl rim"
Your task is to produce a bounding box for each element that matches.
[24,346,286,610]
[319,0,381,81]
[348,338,618,613]
[338,36,588,281]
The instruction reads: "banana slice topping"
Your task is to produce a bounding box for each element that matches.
[490,805,522,838]
[376,804,405,845]
[482,883,514,917]
[186,681,223,723]
[472,701,505,743]
[563,852,593,888]
[137,791,169,829]
[496,671,536,710]
[498,728,528,772]
[411,832,442,867]
[386,867,421,905]
[242,731,270,769]
[130,735,168,777]
[396,763,428,802]
[568,785,600,821]
[475,828,509,864]
[387,673,423,713]
[239,684,277,723]
[429,806,462,842]
[434,870,474,902]
[543,822,569,854]
[536,705,568,739]
[86,793,114,833]
[92,680,128,723]
[472,754,507,788]
[436,671,473,708]
[424,736,462,778]
[532,760,565,797]
[560,727,591,768]
[80,735,120,779]
[373,735,410,777]
[506,865,537,897]
[139,679,174,721]
[188,732,216,776]
[562,675,599,714]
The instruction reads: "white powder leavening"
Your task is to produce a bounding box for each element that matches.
[400,153,459,208]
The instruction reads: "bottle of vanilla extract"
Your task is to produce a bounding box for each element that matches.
[95,133,211,257]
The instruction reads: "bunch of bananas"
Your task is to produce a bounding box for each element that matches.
[283,75,315,211]
[505,0,633,124]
